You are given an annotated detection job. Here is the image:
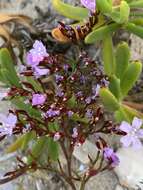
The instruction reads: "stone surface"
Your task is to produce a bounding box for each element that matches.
[73,140,98,164]
[115,184,124,190]
[114,147,143,190]
[84,171,118,190]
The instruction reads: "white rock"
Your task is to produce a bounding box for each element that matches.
[115,184,124,190]
[73,140,98,164]
[114,147,143,190]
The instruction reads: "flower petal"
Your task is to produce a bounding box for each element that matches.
[120,135,132,147]
[137,129,143,138]
[132,138,142,149]
[34,67,50,78]
[80,0,96,12]
[6,113,17,126]
[132,117,143,129]
[119,121,132,133]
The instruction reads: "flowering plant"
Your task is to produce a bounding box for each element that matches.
[0,0,143,189]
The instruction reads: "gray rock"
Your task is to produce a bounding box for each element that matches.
[114,147,143,190]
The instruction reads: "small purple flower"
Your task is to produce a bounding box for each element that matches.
[63,64,69,71]
[53,132,61,141]
[33,67,50,78]
[85,109,93,119]
[56,87,64,97]
[26,40,48,67]
[80,75,86,84]
[46,108,60,118]
[0,113,17,136]
[55,74,64,83]
[92,84,100,99]
[102,78,109,87]
[72,128,78,138]
[80,0,96,12]
[32,93,46,106]
[103,147,119,167]
[85,96,92,104]
[68,110,74,118]
[76,91,83,98]
[119,117,143,149]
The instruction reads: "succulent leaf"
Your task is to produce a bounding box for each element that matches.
[85,23,119,44]
[102,34,115,76]
[120,61,142,97]
[115,42,130,79]
[52,0,88,21]
[99,88,120,111]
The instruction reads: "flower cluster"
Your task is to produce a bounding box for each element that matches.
[26,40,49,78]
[0,40,122,186]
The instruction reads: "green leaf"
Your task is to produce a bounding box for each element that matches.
[120,61,142,97]
[71,113,89,124]
[0,69,11,85]
[99,88,120,111]
[109,75,121,100]
[131,18,143,26]
[102,34,115,76]
[27,136,48,164]
[52,0,88,21]
[123,105,143,120]
[6,132,36,153]
[96,0,112,13]
[0,48,21,87]
[126,22,143,38]
[115,104,143,122]
[129,0,143,8]
[110,1,130,23]
[85,23,119,44]
[48,122,59,132]
[114,106,130,122]
[12,97,41,119]
[6,134,26,153]
[115,42,130,79]
[67,94,77,108]
[119,1,130,23]
[21,131,36,151]
[47,138,59,161]
[26,77,43,92]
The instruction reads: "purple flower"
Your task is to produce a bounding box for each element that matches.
[0,113,17,136]
[119,117,143,149]
[72,128,78,138]
[55,74,64,83]
[92,84,100,99]
[80,75,86,84]
[85,109,93,119]
[46,108,60,118]
[85,96,92,104]
[63,64,69,71]
[102,78,109,87]
[76,91,83,98]
[80,0,96,12]
[56,87,64,97]
[32,93,46,106]
[33,67,50,78]
[68,110,74,118]
[26,40,48,67]
[104,147,119,167]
